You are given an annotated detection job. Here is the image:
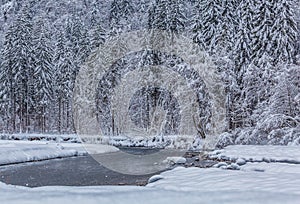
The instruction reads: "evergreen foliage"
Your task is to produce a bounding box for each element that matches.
[0,0,298,144]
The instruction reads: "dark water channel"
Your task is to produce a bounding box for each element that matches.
[0,147,216,188]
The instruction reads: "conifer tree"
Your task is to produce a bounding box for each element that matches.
[271,0,297,64]
[89,3,106,51]
[33,20,54,133]
[0,26,14,132]
[232,0,254,82]
[109,0,134,34]
[3,3,35,132]
[149,0,187,36]
[192,0,236,55]
[251,0,277,66]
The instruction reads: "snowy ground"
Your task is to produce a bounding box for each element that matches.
[0,145,299,203]
[0,133,80,142]
[0,164,299,204]
[209,145,300,163]
[0,140,119,166]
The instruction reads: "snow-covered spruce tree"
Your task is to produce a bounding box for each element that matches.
[5,3,35,133]
[216,0,299,145]
[66,15,91,74]
[250,0,275,66]
[79,23,91,65]
[295,0,300,59]
[191,0,205,46]
[192,0,236,55]
[89,24,106,51]
[54,20,79,134]
[0,25,14,132]
[133,0,151,29]
[218,0,239,54]
[232,0,254,82]
[232,0,297,129]
[217,62,280,146]
[32,20,54,133]
[55,41,76,134]
[89,3,106,51]
[168,0,187,35]
[53,31,66,134]
[271,0,298,65]
[148,0,187,36]
[251,0,297,66]
[109,0,134,34]
[192,0,239,130]
[227,0,255,130]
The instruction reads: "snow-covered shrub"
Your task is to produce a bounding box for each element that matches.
[258,114,299,133]
[267,127,300,145]
[291,135,300,146]
[215,132,235,148]
[216,63,300,148]
[235,127,259,145]
[216,116,300,148]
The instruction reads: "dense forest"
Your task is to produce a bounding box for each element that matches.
[0,0,299,146]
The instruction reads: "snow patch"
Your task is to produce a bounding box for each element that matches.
[0,140,119,166]
[163,157,187,165]
[209,145,300,164]
[148,166,300,196]
[148,175,164,184]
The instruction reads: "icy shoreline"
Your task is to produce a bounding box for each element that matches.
[209,145,300,164]
[0,140,119,166]
[0,143,300,203]
[1,164,300,204]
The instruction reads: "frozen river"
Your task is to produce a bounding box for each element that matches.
[0,148,168,187]
[0,146,217,187]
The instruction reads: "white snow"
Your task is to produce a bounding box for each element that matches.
[148,175,164,183]
[163,157,187,164]
[0,133,80,142]
[209,145,300,163]
[1,144,300,203]
[240,162,300,174]
[1,163,300,204]
[236,158,247,165]
[97,135,200,149]
[147,165,300,196]
[0,140,119,166]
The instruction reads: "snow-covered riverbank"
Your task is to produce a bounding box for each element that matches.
[1,163,299,204]
[0,140,119,166]
[0,144,300,203]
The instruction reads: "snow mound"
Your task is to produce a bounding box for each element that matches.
[148,175,164,184]
[0,180,299,204]
[209,145,300,164]
[241,162,300,174]
[0,141,82,166]
[0,133,80,143]
[147,166,300,196]
[96,135,203,150]
[163,157,187,165]
[0,140,119,166]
